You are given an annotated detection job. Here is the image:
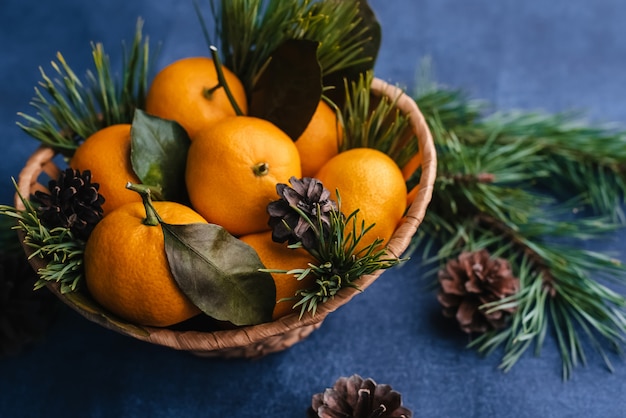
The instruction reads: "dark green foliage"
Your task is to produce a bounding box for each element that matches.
[413,80,626,379]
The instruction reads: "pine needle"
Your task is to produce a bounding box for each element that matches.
[200,0,375,94]
[16,19,155,155]
[414,80,626,378]
[0,181,84,293]
[339,70,417,170]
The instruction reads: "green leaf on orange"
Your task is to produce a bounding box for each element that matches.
[130,109,190,203]
[249,38,322,141]
[161,222,276,326]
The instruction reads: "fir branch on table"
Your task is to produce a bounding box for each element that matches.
[16,19,155,155]
[413,82,626,379]
[450,110,626,222]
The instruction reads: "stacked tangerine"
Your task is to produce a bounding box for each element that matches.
[71,56,409,327]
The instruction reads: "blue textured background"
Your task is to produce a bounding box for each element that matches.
[2,1,626,417]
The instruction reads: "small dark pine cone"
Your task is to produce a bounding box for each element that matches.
[0,250,58,356]
[307,374,412,418]
[438,249,520,334]
[33,168,105,241]
[267,176,337,250]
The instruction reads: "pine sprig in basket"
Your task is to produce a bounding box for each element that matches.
[1,181,87,294]
[199,0,380,93]
[265,177,403,318]
[413,73,626,379]
[16,19,154,154]
[339,71,418,170]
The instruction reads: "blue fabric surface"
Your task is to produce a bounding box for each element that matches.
[2,1,626,417]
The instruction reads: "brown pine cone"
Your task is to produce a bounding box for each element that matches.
[267,176,337,250]
[33,167,105,241]
[437,249,519,334]
[308,374,412,418]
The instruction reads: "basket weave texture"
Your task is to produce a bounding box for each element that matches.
[15,78,437,358]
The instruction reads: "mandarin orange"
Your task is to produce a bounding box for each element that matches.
[70,124,141,215]
[185,116,302,236]
[145,56,248,139]
[314,148,407,253]
[84,199,206,327]
[294,100,342,177]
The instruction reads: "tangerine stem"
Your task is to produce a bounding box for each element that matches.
[126,182,162,226]
[252,162,270,177]
[209,45,244,116]
[203,84,222,98]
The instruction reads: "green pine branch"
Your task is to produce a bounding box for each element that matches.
[16,19,155,155]
[200,0,375,94]
[339,71,417,169]
[0,183,84,294]
[413,81,626,378]
[450,110,626,222]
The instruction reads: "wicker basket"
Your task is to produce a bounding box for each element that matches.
[15,78,437,358]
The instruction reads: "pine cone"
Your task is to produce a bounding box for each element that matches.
[437,249,519,334]
[33,168,105,241]
[0,250,59,356]
[308,374,412,418]
[267,176,337,250]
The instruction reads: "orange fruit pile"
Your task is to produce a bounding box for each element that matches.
[71,54,412,326]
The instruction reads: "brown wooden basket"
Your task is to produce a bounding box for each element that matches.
[15,78,437,358]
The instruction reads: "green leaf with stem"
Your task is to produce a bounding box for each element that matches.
[130,109,191,203]
[126,183,276,326]
[248,39,323,140]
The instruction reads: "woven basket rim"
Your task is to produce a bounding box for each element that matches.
[14,77,437,355]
